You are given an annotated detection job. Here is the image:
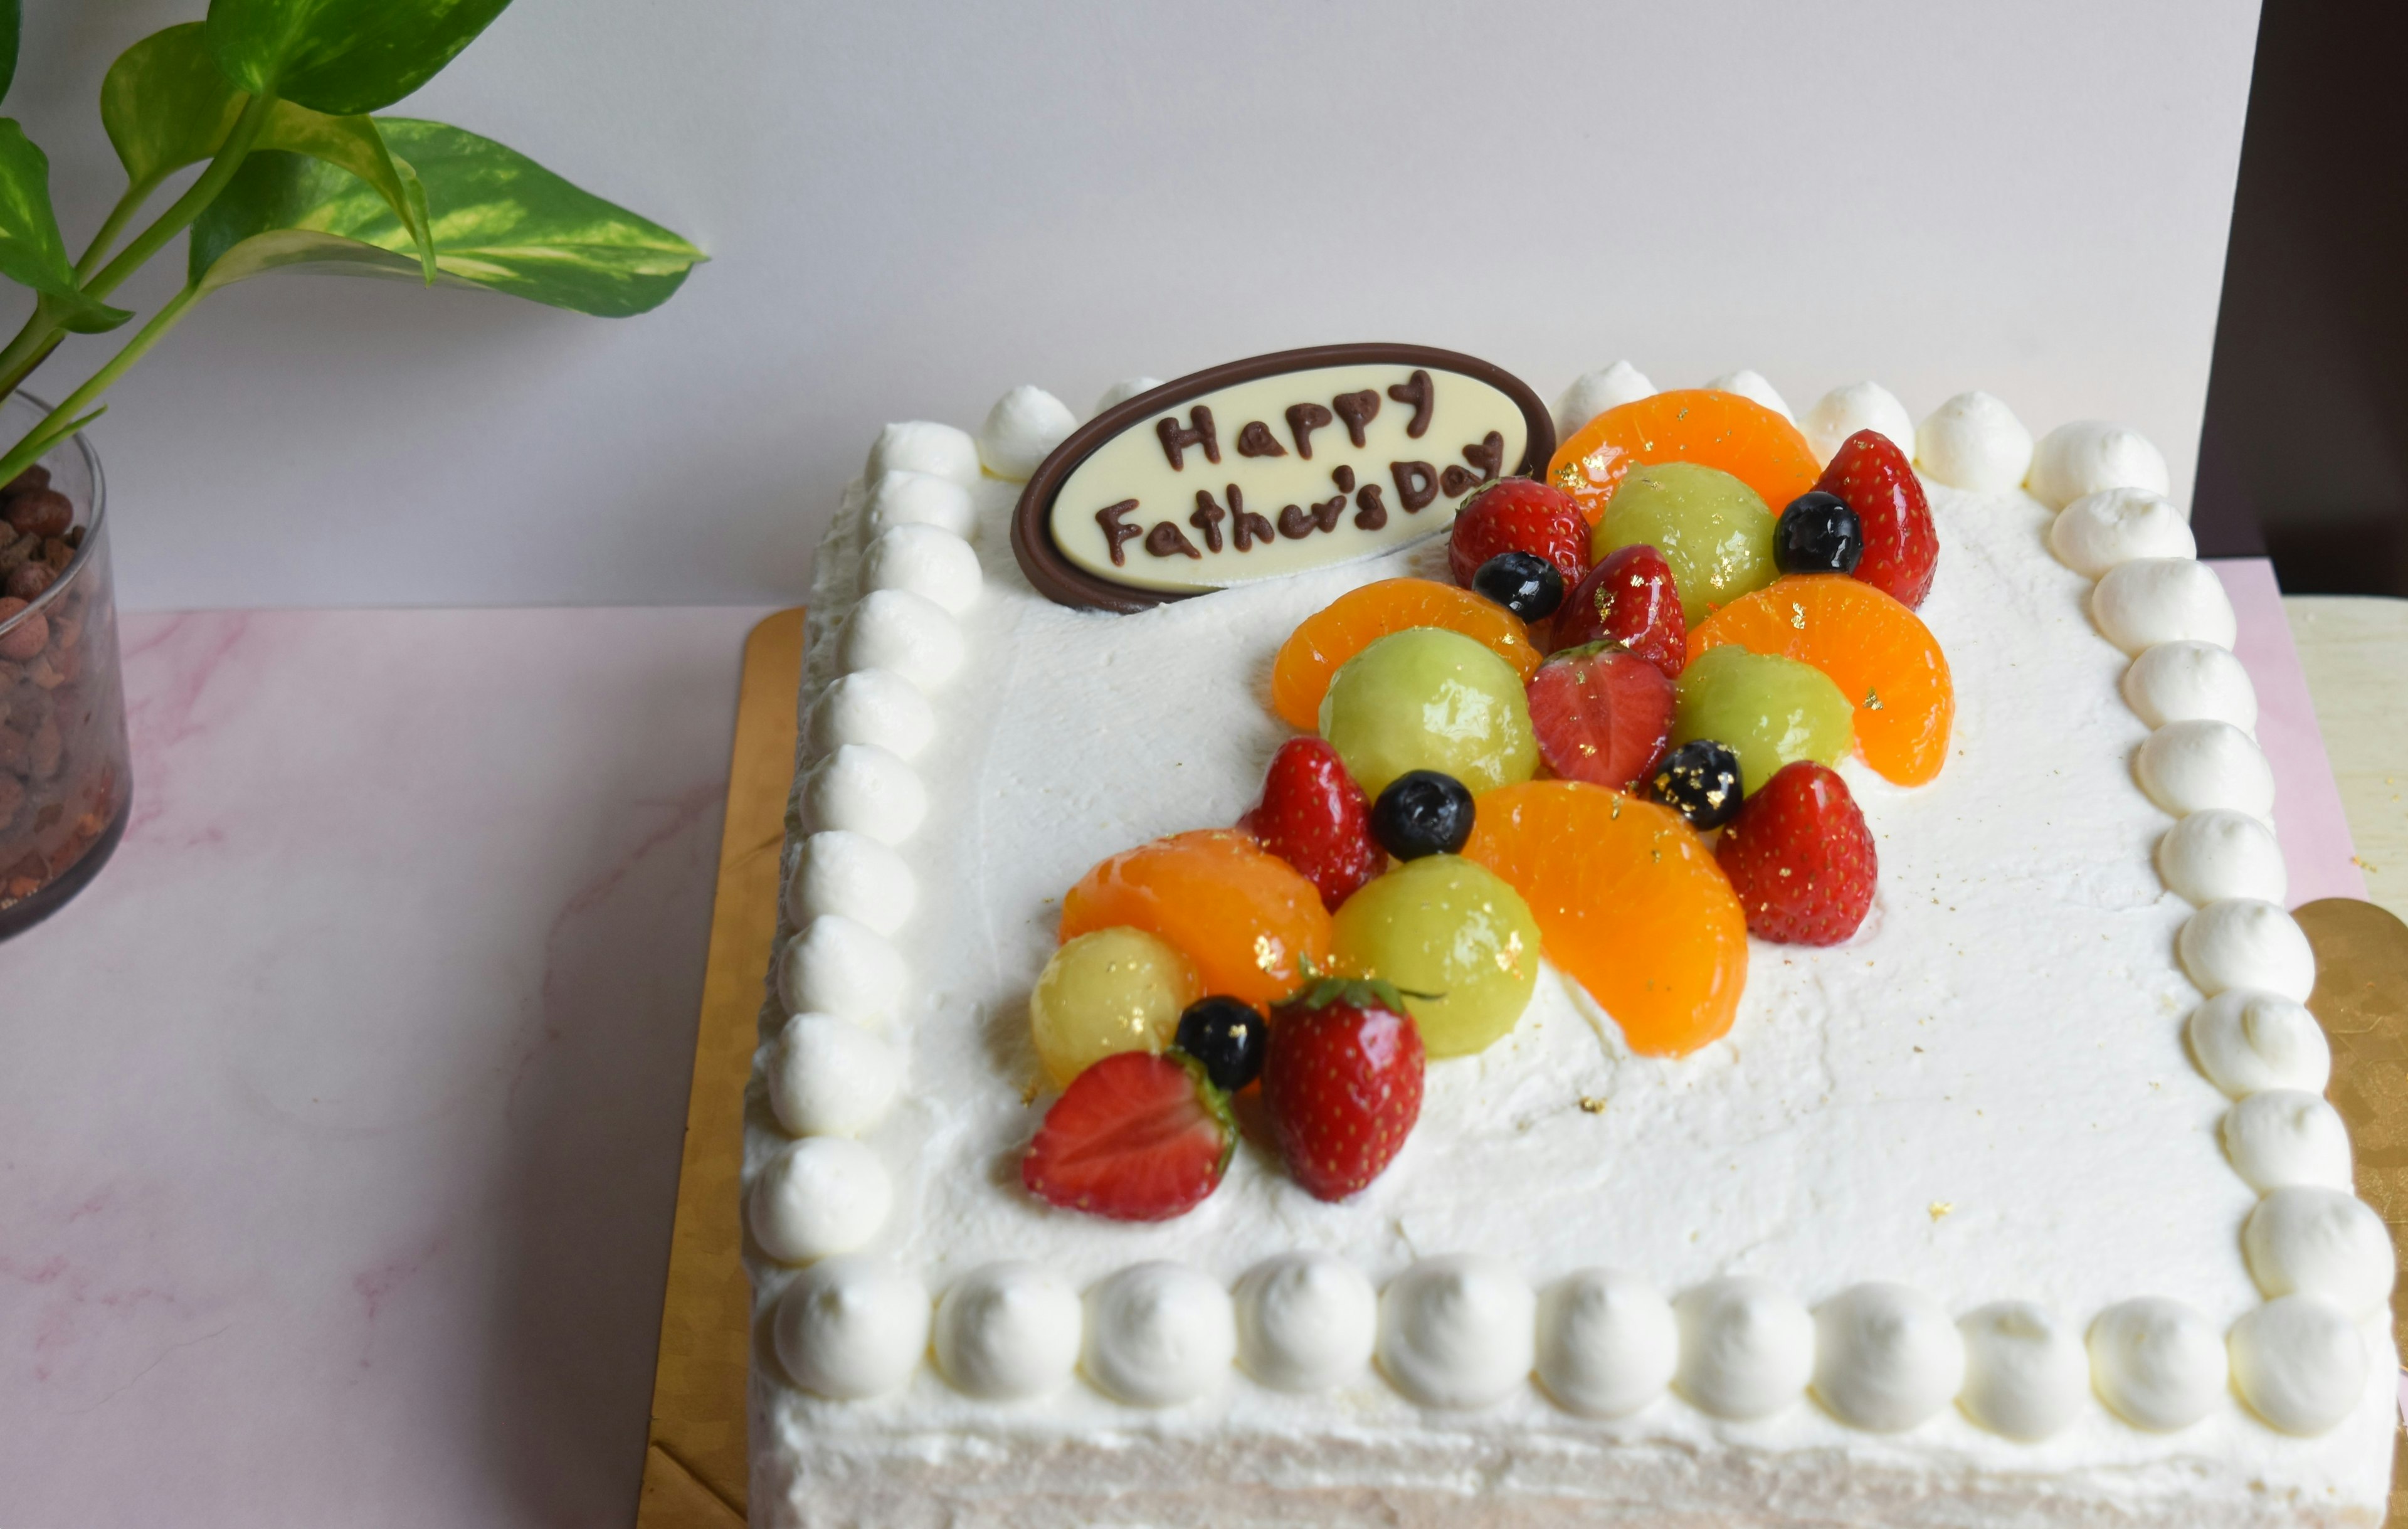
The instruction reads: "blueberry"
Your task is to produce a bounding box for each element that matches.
[1371,770,1476,860]
[1648,739,1744,829]
[1774,491,1864,575]
[1173,996,1267,1091]
[1472,551,1565,622]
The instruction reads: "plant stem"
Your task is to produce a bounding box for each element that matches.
[0,285,201,487]
[75,179,159,284]
[0,90,277,408]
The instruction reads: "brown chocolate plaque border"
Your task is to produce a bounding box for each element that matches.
[1010,343,1556,613]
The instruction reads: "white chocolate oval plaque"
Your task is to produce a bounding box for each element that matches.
[1011,344,1554,611]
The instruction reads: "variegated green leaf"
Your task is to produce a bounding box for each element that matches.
[0,122,130,332]
[0,0,21,107]
[190,122,702,317]
[101,24,433,278]
[204,0,514,116]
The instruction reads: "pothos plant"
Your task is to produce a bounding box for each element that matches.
[0,0,704,485]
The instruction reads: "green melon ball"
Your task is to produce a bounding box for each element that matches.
[1592,462,1777,625]
[1331,854,1541,1059]
[1319,627,1538,797]
[1671,645,1853,799]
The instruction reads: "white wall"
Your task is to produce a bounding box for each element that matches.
[16,0,2261,611]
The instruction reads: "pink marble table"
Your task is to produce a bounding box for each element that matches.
[0,605,769,1529]
[0,568,2368,1526]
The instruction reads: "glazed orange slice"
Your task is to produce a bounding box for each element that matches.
[1549,389,1821,529]
[1269,578,1541,731]
[1461,781,1747,1057]
[1060,829,1333,1008]
[1687,575,1953,786]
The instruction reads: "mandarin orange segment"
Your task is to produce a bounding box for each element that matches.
[1460,781,1747,1057]
[1548,389,1822,529]
[1060,829,1333,1008]
[1270,578,1540,731]
[1686,574,1954,786]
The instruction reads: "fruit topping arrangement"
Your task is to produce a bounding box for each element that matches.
[1017,386,1953,1222]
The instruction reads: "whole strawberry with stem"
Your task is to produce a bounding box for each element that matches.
[1022,1050,1234,1221]
[1447,477,1589,591]
[1551,542,1687,679]
[1239,737,1384,910]
[1814,430,1936,609]
[1714,759,1877,945]
[1263,975,1425,1200]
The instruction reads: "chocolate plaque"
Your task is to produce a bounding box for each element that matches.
[1011,344,1555,611]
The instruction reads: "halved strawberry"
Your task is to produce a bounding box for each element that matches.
[1551,542,1687,679]
[1524,642,1675,790]
[1022,1051,1233,1221]
[1239,737,1384,909]
[1264,976,1425,1200]
[1713,759,1877,945]
[1814,430,1937,608]
[1447,477,1589,590]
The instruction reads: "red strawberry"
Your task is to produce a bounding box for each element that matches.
[1262,976,1425,1200]
[1713,759,1877,945]
[1447,477,1589,590]
[1815,430,1937,608]
[1022,1051,1233,1221]
[1551,543,1687,678]
[1239,738,1385,909]
[1525,643,1674,790]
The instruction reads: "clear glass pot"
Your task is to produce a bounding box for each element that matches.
[0,395,129,941]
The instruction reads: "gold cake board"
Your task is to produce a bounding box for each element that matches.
[636,606,2408,1527]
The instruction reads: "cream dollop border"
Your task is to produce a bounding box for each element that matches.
[742,379,2391,1444]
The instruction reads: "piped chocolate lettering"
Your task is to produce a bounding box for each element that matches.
[1387,370,1434,438]
[1189,490,1226,551]
[1285,402,1334,459]
[1096,500,1143,566]
[1235,420,1286,457]
[1332,465,1356,493]
[1155,406,1219,470]
[1207,484,1275,551]
[1439,431,1506,497]
[1333,389,1380,447]
[1353,484,1388,530]
[1146,521,1201,559]
[1391,461,1438,512]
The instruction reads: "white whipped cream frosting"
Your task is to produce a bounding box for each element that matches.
[2052,488,2196,576]
[934,1260,1083,1400]
[1913,392,2032,490]
[2123,639,2256,733]
[1551,361,1654,440]
[2157,809,2287,906]
[1092,377,1165,417]
[2222,1089,2354,1193]
[2186,990,2330,1097]
[866,421,981,487]
[2135,719,2276,821]
[744,395,2396,1528]
[2086,1298,2226,1432]
[2229,1294,2368,1437]
[1811,1282,1966,1433]
[2243,1187,2395,1319]
[1704,369,1792,422]
[2027,421,2172,511]
[773,1255,930,1399]
[1955,1301,2089,1441]
[976,384,1076,482]
[838,588,964,689]
[806,669,937,761]
[1376,1255,1537,1410]
[779,912,907,1020]
[751,1135,895,1264]
[2178,897,2318,1002]
[2092,558,2239,655]
[863,523,984,616]
[866,469,980,539]
[787,827,919,936]
[1234,1251,1377,1394]
[1082,1261,1235,1407]
[768,1012,905,1138]
[1800,381,1915,464]
[1672,1276,1814,1422]
[1534,1267,1677,1419]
